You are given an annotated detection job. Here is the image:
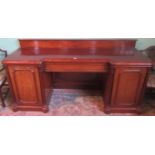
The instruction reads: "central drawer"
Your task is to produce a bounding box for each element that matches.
[44,62,109,72]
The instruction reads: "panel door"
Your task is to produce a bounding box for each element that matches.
[8,65,43,106]
[111,67,147,107]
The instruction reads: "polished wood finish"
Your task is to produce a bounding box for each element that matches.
[111,67,147,112]
[7,65,48,112]
[3,39,152,113]
[19,39,136,56]
[8,65,42,105]
[44,62,109,72]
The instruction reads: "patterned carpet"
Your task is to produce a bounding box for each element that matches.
[0,89,155,116]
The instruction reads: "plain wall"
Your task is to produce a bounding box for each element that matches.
[0,39,19,54]
[0,38,155,55]
[136,38,155,50]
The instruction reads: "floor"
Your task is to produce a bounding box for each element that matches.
[0,89,155,116]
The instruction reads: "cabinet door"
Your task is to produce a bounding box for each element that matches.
[111,67,147,107]
[8,65,42,106]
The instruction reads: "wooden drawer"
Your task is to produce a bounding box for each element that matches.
[44,62,109,72]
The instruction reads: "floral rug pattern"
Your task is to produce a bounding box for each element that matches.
[0,89,154,116]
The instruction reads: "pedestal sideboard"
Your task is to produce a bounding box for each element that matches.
[3,40,152,113]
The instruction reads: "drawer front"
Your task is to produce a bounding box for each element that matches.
[44,62,108,72]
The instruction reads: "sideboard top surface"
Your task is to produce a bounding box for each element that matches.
[3,49,152,66]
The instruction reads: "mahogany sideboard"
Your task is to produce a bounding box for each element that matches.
[3,40,152,113]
